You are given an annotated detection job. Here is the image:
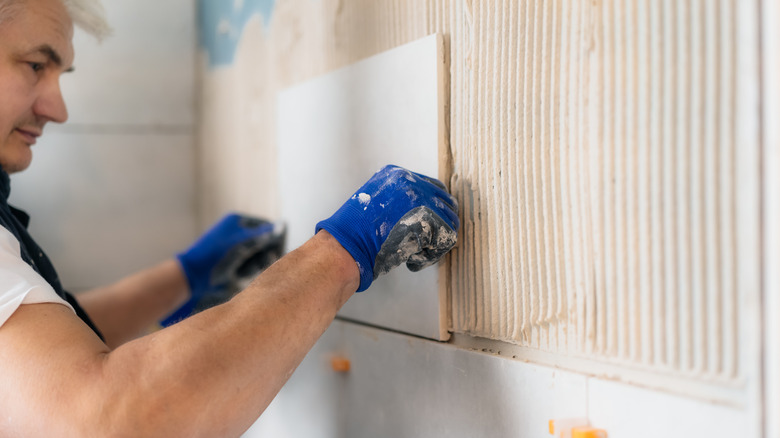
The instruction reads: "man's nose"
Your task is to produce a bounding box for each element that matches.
[33,79,69,124]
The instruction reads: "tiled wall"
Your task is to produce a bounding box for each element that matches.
[198,0,763,398]
[8,0,199,291]
[248,320,755,438]
[197,1,772,436]
[762,0,780,436]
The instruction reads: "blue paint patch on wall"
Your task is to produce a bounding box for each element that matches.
[198,0,277,67]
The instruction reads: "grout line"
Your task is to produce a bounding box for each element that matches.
[47,124,194,136]
[334,316,449,343]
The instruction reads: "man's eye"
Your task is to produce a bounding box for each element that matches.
[28,62,44,72]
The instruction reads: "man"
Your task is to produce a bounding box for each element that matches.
[0,0,459,436]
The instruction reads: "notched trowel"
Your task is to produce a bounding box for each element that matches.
[195,218,287,312]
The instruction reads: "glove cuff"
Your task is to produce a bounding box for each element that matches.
[158,254,198,327]
[315,208,375,292]
[160,298,196,327]
[175,251,202,296]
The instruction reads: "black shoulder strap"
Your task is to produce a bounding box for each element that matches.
[4,206,104,341]
[62,291,104,341]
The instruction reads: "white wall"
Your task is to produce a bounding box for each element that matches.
[8,0,199,291]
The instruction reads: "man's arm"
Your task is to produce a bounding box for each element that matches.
[0,230,357,437]
[78,213,281,349]
[76,259,190,348]
[0,165,458,436]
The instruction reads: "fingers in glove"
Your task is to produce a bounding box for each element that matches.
[407,170,457,203]
[238,215,273,229]
[410,170,447,190]
[431,195,460,231]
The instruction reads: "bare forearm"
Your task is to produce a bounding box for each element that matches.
[77,259,190,348]
[97,231,357,436]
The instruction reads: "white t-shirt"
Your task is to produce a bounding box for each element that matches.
[0,226,74,328]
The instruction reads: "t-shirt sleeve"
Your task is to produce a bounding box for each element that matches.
[0,226,74,328]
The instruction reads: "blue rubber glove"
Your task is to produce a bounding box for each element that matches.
[162,213,277,326]
[316,165,460,292]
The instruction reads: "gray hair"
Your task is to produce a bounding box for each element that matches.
[62,0,111,40]
[0,0,111,40]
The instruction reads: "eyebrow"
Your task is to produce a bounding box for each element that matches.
[30,44,74,73]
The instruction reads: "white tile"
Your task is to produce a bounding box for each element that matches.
[762,1,780,436]
[247,320,588,438]
[244,322,345,438]
[63,0,196,126]
[277,34,448,340]
[8,131,197,290]
[587,377,758,438]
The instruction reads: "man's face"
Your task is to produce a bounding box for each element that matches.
[0,0,73,173]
